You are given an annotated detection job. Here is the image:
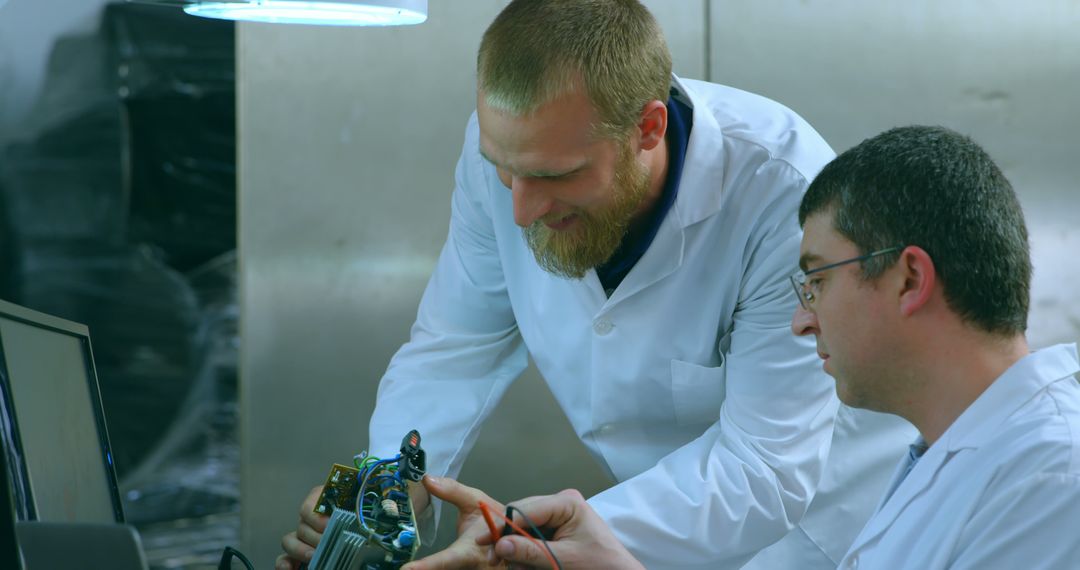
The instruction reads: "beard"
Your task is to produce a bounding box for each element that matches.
[522,143,652,279]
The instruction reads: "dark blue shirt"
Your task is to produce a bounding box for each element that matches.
[596,92,693,296]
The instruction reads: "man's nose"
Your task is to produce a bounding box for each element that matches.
[511,178,554,227]
[791,304,819,337]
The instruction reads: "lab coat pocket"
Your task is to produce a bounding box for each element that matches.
[670,358,727,427]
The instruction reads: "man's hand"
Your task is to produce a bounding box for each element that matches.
[275,485,328,570]
[402,475,505,570]
[491,489,645,570]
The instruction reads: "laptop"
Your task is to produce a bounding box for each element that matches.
[0,299,148,569]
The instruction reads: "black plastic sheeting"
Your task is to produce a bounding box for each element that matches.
[0,3,237,566]
[108,2,237,272]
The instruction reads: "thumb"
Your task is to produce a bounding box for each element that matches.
[495,535,557,568]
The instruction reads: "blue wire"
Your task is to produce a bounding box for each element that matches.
[356,455,403,530]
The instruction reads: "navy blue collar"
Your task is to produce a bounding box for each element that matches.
[596,92,693,295]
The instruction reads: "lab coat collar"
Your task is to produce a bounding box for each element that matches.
[600,208,686,306]
[848,428,951,553]
[846,343,1080,554]
[668,74,726,229]
[591,75,718,306]
[941,343,1080,452]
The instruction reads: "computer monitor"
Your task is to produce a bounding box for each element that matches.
[0,299,124,524]
[0,449,23,569]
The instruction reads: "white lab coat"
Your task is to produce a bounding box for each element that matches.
[837,343,1080,570]
[369,75,915,568]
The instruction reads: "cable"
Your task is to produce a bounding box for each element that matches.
[478,501,562,570]
[507,505,563,570]
[354,454,403,551]
[218,546,255,570]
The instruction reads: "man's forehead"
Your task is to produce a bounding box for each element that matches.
[798,212,849,269]
[477,86,599,138]
[477,136,590,178]
[476,105,605,176]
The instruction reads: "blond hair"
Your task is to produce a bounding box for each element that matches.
[477,0,672,141]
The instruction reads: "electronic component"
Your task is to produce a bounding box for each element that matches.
[314,464,362,515]
[397,430,426,482]
[308,430,426,570]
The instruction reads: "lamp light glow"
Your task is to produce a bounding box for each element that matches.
[182,0,427,26]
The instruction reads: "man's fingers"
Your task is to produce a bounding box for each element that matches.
[495,535,557,568]
[300,485,324,513]
[300,485,330,532]
[296,519,324,549]
[401,543,487,570]
[422,475,494,510]
[274,553,302,570]
[505,489,584,531]
[279,531,315,564]
[553,488,586,502]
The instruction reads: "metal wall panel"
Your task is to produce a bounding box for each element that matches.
[238,2,706,565]
[707,0,1080,350]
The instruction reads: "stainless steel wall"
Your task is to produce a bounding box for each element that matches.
[706,0,1080,350]
[239,1,1079,566]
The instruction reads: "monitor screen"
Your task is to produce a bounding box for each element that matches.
[0,300,123,524]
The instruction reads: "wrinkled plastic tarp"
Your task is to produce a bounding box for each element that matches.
[0,3,238,564]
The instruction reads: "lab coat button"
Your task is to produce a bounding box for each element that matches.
[593,319,613,335]
[599,423,614,434]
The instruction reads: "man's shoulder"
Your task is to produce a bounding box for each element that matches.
[456,111,494,193]
[980,382,1080,479]
[463,110,481,149]
[678,77,835,180]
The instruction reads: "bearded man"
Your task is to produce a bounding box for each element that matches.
[278,1,914,569]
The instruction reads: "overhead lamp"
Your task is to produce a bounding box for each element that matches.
[131,0,428,26]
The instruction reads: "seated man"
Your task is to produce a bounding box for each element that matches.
[420,125,1080,569]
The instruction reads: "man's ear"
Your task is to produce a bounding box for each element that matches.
[637,100,668,151]
[898,246,936,317]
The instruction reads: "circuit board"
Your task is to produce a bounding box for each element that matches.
[308,430,427,570]
[314,464,362,515]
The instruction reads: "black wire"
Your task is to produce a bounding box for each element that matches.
[218,546,255,570]
[507,505,563,570]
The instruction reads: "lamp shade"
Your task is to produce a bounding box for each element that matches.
[132,0,427,26]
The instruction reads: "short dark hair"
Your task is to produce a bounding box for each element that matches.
[799,125,1031,336]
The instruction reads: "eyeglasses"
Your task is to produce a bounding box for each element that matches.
[790,246,905,311]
